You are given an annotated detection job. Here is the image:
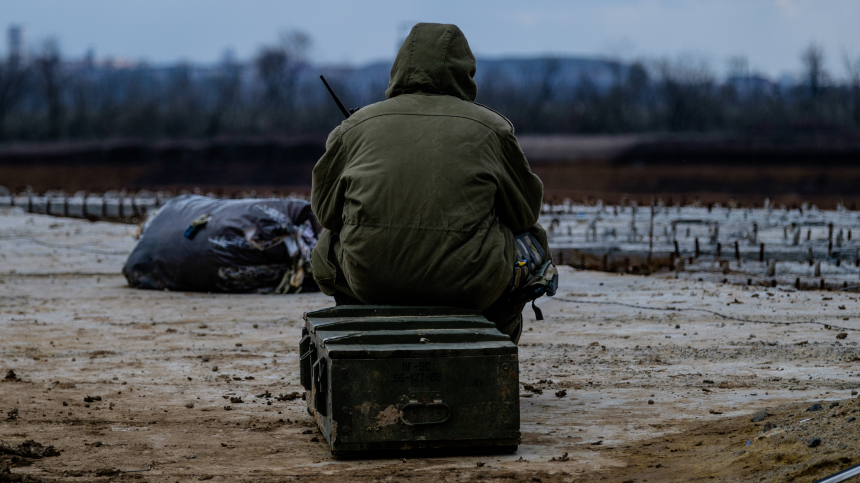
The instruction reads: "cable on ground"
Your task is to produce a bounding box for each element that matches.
[555,297,860,332]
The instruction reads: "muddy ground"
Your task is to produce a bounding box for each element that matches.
[1,206,859,482]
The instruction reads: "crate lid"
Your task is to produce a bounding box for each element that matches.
[304,305,517,358]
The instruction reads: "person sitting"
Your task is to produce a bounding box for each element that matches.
[311,22,557,343]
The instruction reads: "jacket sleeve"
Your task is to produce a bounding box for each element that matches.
[311,125,347,233]
[495,133,544,235]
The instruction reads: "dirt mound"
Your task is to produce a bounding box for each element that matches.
[586,397,860,482]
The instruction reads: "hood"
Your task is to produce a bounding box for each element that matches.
[385,23,477,102]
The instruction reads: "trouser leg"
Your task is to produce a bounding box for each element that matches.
[482,298,525,345]
[311,229,362,305]
[333,292,363,306]
[484,224,553,345]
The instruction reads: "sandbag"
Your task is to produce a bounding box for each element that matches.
[123,194,322,293]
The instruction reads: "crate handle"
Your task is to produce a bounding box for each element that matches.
[312,358,327,416]
[299,338,315,391]
[400,401,451,426]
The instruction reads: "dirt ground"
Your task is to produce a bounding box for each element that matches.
[1,206,859,482]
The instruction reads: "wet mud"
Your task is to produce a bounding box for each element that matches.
[1,207,858,481]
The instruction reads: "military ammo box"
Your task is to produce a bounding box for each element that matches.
[299,306,520,455]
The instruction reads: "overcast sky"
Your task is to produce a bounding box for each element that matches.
[4,0,860,78]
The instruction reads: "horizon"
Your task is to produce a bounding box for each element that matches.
[3,1,860,79]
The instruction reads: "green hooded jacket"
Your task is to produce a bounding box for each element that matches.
[311,22,547,310]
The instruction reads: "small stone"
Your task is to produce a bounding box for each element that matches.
[276,392,303,401]
[751,410,768,422]
[829,402,839,409]
[807,437,821,448]
[523,384,543,395]
[763,422,777,432]
[836,333,847,340]
[555,390,567,398]
[551,452,570,462]
[476,462,485,467]
[807,403,824,412]
[229,397,243,404]
[212,366,218,372]
[185,403,194,409]
[648,400,654,405]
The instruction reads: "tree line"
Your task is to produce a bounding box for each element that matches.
[1,32,859,143]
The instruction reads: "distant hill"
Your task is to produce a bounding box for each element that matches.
[314,56,621,106]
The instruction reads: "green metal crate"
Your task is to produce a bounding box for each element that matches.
[299,305,520,456]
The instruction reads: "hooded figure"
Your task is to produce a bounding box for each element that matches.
[311,23,553,342]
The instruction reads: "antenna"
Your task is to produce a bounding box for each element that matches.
[319,75,350,119]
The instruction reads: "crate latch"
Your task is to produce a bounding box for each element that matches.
[400,400,450,426]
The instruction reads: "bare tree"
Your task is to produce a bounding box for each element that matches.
[254,30,311,131]
[34,38,64,139]
[256,49,288,107]
[521,57,561,131]
[4,31,860,142]
[163,63,201,137]
[801,42,828,100]
[726,55,750,97]
[117,66,161,139]
[207,51,243,136]
[652,54,717,131]
[622,61,651,130]
[0,59,28,140]
[843,50,860,125]
[68,71,92,139]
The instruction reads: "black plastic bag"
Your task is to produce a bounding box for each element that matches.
[123,194,321,293]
